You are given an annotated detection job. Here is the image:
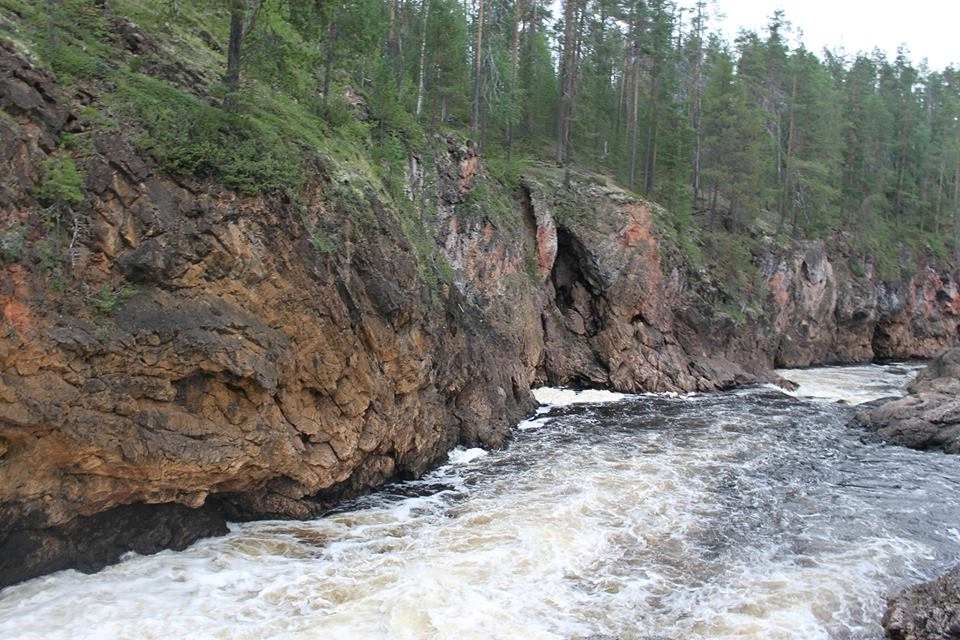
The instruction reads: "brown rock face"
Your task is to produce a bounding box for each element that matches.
[0,44,532,587]
[0,42,958,588]
[853,347,960,453]
[883,565,960,640]
[762,242,960,368]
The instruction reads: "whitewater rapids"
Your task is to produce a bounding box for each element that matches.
[2,362,958,640]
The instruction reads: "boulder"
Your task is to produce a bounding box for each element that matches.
[853,347,960,453]
[884,566,960,640]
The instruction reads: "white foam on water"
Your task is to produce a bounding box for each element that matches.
[531,387,628,407]
[776,362,922,405]
[446,447,488,465]
[517,417,552,431]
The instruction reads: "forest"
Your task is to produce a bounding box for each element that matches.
[6,0,960,272]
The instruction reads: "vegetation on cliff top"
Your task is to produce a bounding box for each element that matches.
[1,0,958,292]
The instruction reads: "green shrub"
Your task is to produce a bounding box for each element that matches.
[849,257,867,278]
[309,228,337,253]
[33,0,111,82]
[114,74,304,195]
[36,154,85,208]
[89,284,137,315]
[0,223,26,263]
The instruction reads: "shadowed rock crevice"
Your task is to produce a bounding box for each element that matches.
[0,502,228,588]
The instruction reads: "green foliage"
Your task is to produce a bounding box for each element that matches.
[309,228,337,254]
[370,130,411,201]
[88,283,137,315]
[848,257,867,279]
[8,0,114,83]
[459,156,526,231]
[5,0,958,305]
[36,154,85,208]
[0,222,26,264]
[701,230,761,304]
[113,74,304,195]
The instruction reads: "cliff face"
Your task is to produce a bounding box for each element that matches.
[763,243,960,367]
[1,44,959,588]
[0,44,533,586]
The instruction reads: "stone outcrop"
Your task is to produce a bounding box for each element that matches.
[1,39,959,589]
[762,242,960,368]
[883,566,960,640]
[853,347,960,453]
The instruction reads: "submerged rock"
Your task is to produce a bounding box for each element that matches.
[853,348,960,453]
[884,566,960,640]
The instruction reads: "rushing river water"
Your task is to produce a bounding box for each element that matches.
[3,363,960,640]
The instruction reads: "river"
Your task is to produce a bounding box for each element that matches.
[2,363,959,640]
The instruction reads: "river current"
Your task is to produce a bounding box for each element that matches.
[2,363,959,640]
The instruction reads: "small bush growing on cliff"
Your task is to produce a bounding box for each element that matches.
[113,75,304,196]
[35,154,85,209]
[0,223,26,264]
[88,284,137,315]
[849,257,867,278]
[309,229,337,253]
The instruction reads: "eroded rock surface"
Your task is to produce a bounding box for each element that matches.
[883,566,960,640]
[854,347,960,453]
[0,43,532,587]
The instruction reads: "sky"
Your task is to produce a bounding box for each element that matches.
[707,0,960,70]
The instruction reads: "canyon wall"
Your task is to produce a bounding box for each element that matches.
[1,44,959,588]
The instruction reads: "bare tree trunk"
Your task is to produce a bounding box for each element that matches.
[388,0,403,85]
[322,21,338,106]
[415,0,430,119]
[779,75,798,232]
[505,0,525,151]
[954,134,960,259]
[629,59,641,188]
[643,74,660,195]
[522,0,539,136]
[470,0,485,135]
[626,2,642,189]
[556,0,579,168]
[690,1,705,200]
[224,0,245,101]
[615,49,628,145]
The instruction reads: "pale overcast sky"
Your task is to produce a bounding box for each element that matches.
[706,0,960,70]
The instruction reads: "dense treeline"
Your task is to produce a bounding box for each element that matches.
[10,0,960,262]
[214,0,959,256]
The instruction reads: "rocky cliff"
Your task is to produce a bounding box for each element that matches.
[1,41,959,588]
[852,348,960,639]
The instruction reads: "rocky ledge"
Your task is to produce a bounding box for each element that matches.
[884,566,960,640]
[854,347,960,453]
